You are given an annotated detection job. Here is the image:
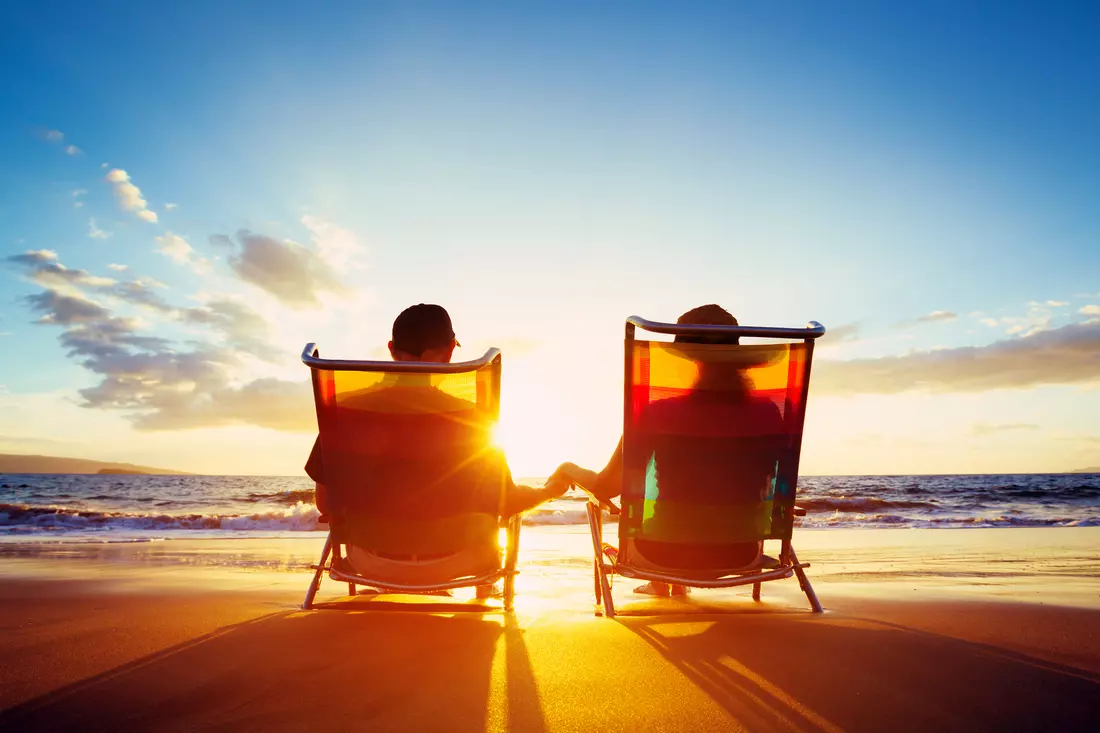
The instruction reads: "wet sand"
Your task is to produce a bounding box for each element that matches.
[1,527,1098,731]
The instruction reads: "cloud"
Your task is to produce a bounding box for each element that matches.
[43,129,64,142]
[25,289,113,325]
[7,251,306,431]
[978,317,1000,328]
[1081,305,1100,318]
[971,422,1040,437]
[178,297,277,361]
[300,215,361,271]
[917,310,957,323]
[65,145,83,156]
[6,251,116,292]
[164,203,178,211]
[10,249,58,264]
[104,169,158,223]
[1000,303,1054,337]
[108,279,175,312]
[227,229,348,308]
[825,322,860,342]
[87,218,112,240]
[107,263,129,272]
[155,232,210,273]
[208,234,234,248]
[72,189,87,198]
[814,320,1100,395]
[1045,300,1069,308]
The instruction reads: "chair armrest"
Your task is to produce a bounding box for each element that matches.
[579,488,620,516]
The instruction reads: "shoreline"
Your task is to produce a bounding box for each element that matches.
[1,525,1098,607]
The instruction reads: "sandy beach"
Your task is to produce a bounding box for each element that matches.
[0,526,1098,731]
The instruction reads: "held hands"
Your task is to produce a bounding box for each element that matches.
[543,463,577,496]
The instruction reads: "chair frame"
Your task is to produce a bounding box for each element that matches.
[587,316,826,618]
[300,343,521,611]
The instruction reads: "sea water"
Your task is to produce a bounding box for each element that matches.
[1,473,1097,541]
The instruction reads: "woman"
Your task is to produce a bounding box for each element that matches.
[550,303,777,597]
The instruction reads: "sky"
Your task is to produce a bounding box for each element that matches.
[1,1,1098,476]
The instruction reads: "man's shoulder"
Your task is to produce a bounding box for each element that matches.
[340,384,473,413]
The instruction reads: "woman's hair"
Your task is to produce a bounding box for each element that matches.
[674,304,740,345]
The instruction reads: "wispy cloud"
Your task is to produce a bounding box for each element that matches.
[917,310,957,323]
[164,203,178,211]
[226,228,348,308]
[43,129,64,143]
[1081,305,1100,319]
[7,250,116,293]
[827,322,860,342]
[1001,303,1053,336]
[64,144,83,156]
[87,218,112,240]
[971,422,1039,436]
[104,169,158,223]
[815,322,861,350]
[107,263,129,272]
[814,320,1100,395]
[155,232,210,273]
[5,251,308,431]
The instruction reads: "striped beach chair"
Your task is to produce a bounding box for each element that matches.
[586,316,826,617]
[300,344,520,611]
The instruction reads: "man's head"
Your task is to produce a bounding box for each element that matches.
[674,304,740,345]
[389,304,459,362]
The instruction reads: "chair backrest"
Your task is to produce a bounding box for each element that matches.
[619,317,824,553]
[303,344,506,555]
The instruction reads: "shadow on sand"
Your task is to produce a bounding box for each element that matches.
[614,597,1100,731]
[0,596,547,732]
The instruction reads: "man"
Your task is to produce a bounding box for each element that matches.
[306,302,565,522]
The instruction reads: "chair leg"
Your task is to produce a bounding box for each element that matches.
[598,561,615,618]
[302,535,332,610]
[348,583,357,596]
[586,503,615,617]
[594,556,602,606]
[503,516,520,613]
[789,547,823,613]
[752,582,761,602]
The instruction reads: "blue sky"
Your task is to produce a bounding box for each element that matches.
[1,1,1098,475]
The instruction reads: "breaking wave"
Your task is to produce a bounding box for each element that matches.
[797,497,938,513]
[0,501,598,535]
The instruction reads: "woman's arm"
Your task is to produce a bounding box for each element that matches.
[553,437,624,501]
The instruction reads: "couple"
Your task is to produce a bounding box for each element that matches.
[306,301,748,597]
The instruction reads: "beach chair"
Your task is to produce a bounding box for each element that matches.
[586,316,826,617]
[300,344,520,611]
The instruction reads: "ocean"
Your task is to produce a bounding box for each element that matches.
[1,473,1098,541]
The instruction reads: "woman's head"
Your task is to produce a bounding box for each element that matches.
[674,304,740,345]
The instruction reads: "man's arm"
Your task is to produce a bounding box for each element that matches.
[500,483,564,517]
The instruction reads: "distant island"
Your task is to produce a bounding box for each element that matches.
[0,454,189,475]
[1073,467,1100,474]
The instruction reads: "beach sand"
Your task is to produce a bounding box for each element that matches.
[1,527,1098,731]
